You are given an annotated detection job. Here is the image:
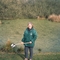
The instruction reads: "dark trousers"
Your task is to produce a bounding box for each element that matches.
[24,46,33,59]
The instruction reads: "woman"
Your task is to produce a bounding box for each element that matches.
[21,22,37,60]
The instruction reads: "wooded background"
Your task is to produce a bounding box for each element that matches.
[0,0,60,19]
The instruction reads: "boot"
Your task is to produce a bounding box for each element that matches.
[24,58,28,60]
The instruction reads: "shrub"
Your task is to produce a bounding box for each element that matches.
[0,39,13,52]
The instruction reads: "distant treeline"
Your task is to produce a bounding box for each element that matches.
[0,0,60,19]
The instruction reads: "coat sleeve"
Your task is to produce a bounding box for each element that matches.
[21,31,25,42]
[31,30,37,42]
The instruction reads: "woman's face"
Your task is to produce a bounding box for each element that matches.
[28,23,33,29]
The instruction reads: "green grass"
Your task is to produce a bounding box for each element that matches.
[33,53,60,60]
[0,19,60,53]
[0,52,60,60]
[0,52,23,60]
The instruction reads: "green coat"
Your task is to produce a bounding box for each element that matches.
[22,28,37,47]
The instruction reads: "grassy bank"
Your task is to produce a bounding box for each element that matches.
[0,19,60,53]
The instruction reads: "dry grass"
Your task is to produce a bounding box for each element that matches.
[48,14,60,22]
[0,20,2,24]
[5,39,12,51]
[37,16,45,20]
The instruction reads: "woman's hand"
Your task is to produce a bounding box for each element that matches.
[20,42,24,45]
[29,41,32,44]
